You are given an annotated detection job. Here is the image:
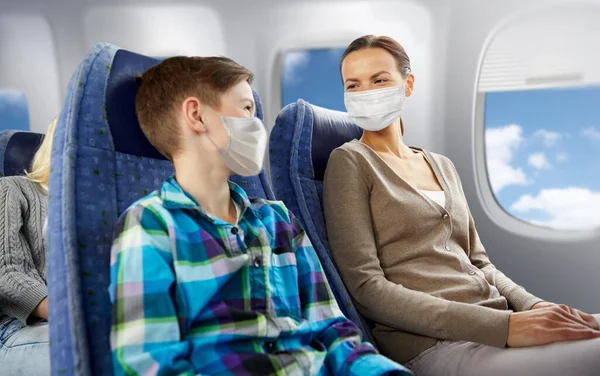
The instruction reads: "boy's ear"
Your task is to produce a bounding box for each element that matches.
[182,97,208,134]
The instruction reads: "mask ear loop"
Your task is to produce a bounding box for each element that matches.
[204,117,232,153]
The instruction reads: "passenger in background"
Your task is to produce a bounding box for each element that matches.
[0,117,57,376]
[109,56,409,375]
[323,35,600,376]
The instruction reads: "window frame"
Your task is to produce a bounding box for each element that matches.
[472,10,600,241]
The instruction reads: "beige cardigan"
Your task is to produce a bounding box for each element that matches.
[323,140,542,364]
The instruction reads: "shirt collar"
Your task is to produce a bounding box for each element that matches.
[160,176,255,218]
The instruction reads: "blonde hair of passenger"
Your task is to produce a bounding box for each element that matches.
[25,117,58,190]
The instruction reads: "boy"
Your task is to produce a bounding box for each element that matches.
[108,56,411,375]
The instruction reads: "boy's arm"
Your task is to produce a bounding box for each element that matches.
[109,205,195,376]
[289,211,412,376]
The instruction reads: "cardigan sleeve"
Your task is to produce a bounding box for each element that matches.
[0,179,48,323]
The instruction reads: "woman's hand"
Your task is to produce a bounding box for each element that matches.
[507,303,600,348]
[531,301,599,330]
[32,298,49,320]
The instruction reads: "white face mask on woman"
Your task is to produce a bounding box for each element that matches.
[207,116,267,177]
[344,85,406,131]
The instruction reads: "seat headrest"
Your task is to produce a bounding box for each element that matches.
[105,49,265,160]
[0,130,43,177]
[308,103,362,181]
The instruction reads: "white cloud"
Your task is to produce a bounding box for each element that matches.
[511,188,600,230]
[534,129,562,147]
[556,152,568,162]
[283,51,310,85]
[582,127,600,141]
[486,124,528,193]
[528,153,551,170]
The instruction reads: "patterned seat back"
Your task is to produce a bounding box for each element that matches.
[47,44,274,376]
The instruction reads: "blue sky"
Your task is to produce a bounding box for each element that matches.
[282,48,600,230]
[0,89,30,131]
[282,48,346,110]
[484,87,600,230]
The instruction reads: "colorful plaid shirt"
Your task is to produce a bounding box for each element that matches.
[109,177,410,376]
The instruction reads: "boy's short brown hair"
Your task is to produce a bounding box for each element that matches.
[135,56,254,160]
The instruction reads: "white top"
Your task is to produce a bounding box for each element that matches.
[419,190,446,208]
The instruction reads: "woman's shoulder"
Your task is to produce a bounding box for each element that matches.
[1,175,37,188]
[0,176,43,199]
[422,149,454,167]
[418,149,461,180]
[331,140,376,164]
[0,176,27,190]
[325,141,380,185]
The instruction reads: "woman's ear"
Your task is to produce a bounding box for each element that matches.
[182,97,207,134]
[405,74,415,97]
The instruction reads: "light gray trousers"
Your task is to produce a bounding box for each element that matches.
[405,314,600,376]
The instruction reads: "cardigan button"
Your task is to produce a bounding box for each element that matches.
[445,245,451,251]
[443,213,449,219]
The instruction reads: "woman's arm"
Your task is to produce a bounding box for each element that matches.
[448,159,543,312]
[0,179,48,323]
[323,149,511,347]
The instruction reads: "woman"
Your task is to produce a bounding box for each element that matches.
[0,117,57,375]
[323,35,600,376]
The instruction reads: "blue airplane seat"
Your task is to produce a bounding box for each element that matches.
[268,99,376,344]
[0,130,43,177]
[46,43,274,376]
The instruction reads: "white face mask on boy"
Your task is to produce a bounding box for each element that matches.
[207,116,267,177]
[344,85,406,132]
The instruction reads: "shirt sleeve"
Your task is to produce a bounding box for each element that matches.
[448,160,544,312]
[109,205,195,376]
[323,149,511,348]
[0,179,48,324]
[289,209,411,376]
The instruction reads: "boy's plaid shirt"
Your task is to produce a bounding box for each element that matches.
[109,176,410,376]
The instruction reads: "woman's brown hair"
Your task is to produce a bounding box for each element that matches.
[341,35,411,79]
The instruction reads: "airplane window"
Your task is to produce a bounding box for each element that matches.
[281,48,346,110]
[0,89,30,131]
[484,86,600,231]
[479,6,600,231]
